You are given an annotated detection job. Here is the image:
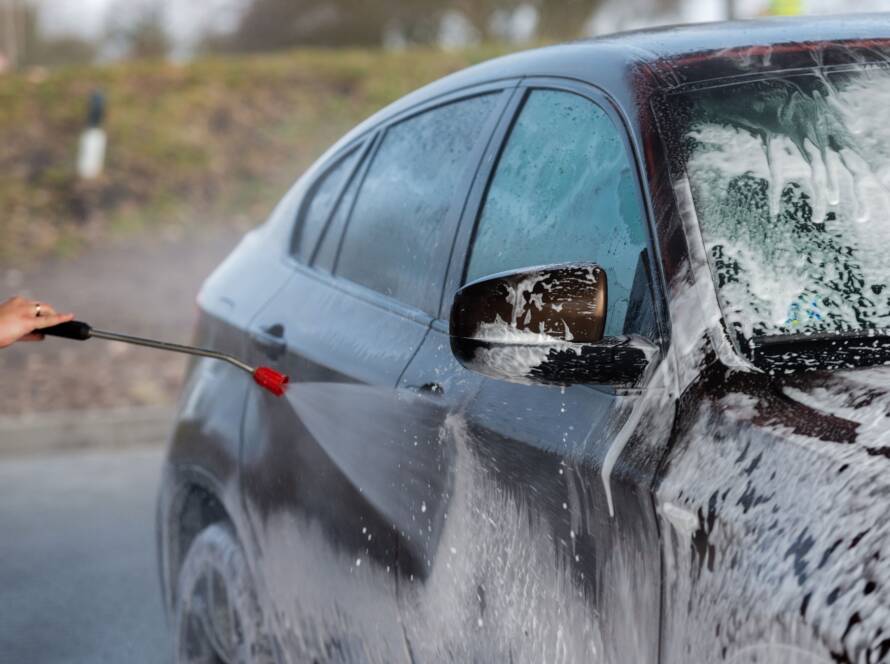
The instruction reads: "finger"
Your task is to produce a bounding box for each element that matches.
[19,332,44,342]
[32,312,74,329]
[36,302,58,317]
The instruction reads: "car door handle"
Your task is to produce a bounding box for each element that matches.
[406,382,444,397]
[250,323,286,359]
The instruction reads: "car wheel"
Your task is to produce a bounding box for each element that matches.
[174,523,274,664]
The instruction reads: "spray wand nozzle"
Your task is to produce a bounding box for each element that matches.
[39,320,289,397]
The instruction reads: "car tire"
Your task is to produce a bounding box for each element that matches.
[174,522,274,664]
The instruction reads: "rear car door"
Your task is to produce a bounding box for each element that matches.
[239,88,508,662]
[396,82,671,662]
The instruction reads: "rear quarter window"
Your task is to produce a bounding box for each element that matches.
[292,145,362,263]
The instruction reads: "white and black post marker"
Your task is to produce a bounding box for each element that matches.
[77,90,107,180]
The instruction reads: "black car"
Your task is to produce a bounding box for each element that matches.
[159,15,890,663]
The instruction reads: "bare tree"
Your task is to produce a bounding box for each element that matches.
[535,0,602,40]
[725,0,736,20]
[106,0,171,60]
[1,0,27,68]
[8,3,95,68]
[208,0,690,53]
[211,0,396,51]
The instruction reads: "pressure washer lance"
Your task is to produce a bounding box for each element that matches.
[39,320,289,397]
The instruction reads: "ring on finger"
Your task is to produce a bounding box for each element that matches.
[34,303,41,317]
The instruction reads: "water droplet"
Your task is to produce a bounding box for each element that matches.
[421,501,427,513]
[355,558,362,567]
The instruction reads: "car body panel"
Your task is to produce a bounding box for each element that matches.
[158,222,297,613]
[394,320,672,661]
[232,84,517,662]
[238,264,427,662]
[159,15,890,664]
[655,365,890,663]
[386,75,673,661]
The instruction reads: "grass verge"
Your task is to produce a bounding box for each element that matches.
[0,45,513,266]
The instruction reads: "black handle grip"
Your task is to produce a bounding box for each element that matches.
[40,320,93,341]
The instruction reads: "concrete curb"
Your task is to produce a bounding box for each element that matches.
[0,405,177,457]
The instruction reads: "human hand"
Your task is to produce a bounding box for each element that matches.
[0,296,74,348]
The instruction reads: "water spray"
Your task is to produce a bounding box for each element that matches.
[39,320,289,397]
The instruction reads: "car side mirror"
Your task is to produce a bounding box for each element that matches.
[449,263,656,387]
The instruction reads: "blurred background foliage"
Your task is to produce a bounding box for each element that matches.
[0,0,884,267]
[0,45,511,265]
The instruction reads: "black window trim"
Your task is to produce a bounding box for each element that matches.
[318,81,519,320]
[309,136,380,271]
[288,139,369,263]
[441,77,669,351]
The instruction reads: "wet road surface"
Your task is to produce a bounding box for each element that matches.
[0,446,171,663]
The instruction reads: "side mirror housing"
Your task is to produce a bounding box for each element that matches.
[449,263,655,387]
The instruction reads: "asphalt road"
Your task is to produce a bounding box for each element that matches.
[0,446,171,663]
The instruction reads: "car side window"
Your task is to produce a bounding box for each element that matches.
[293,146,362,263]
[313,147,368,271]
[336,94,498,314]
[465,89,651,338]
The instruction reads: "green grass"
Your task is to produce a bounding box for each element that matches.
[0,45,514,265]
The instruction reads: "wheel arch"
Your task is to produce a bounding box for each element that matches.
[158,466,237,619]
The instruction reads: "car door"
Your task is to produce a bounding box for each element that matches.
[238,88,509,662]
[395,82,673,663]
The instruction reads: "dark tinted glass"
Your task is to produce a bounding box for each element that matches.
[314,148,368,271]
[465,90,648,337]
[293,146,361,262]
[337,94,497,313]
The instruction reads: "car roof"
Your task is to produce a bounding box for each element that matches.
[592,12,890,66]
[416,13,890,95]
[323,14,890,163]
[454,13,890,89]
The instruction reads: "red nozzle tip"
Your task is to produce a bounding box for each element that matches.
[253,366,289,396]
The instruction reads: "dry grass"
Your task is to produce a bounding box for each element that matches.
[0,45,512,266]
